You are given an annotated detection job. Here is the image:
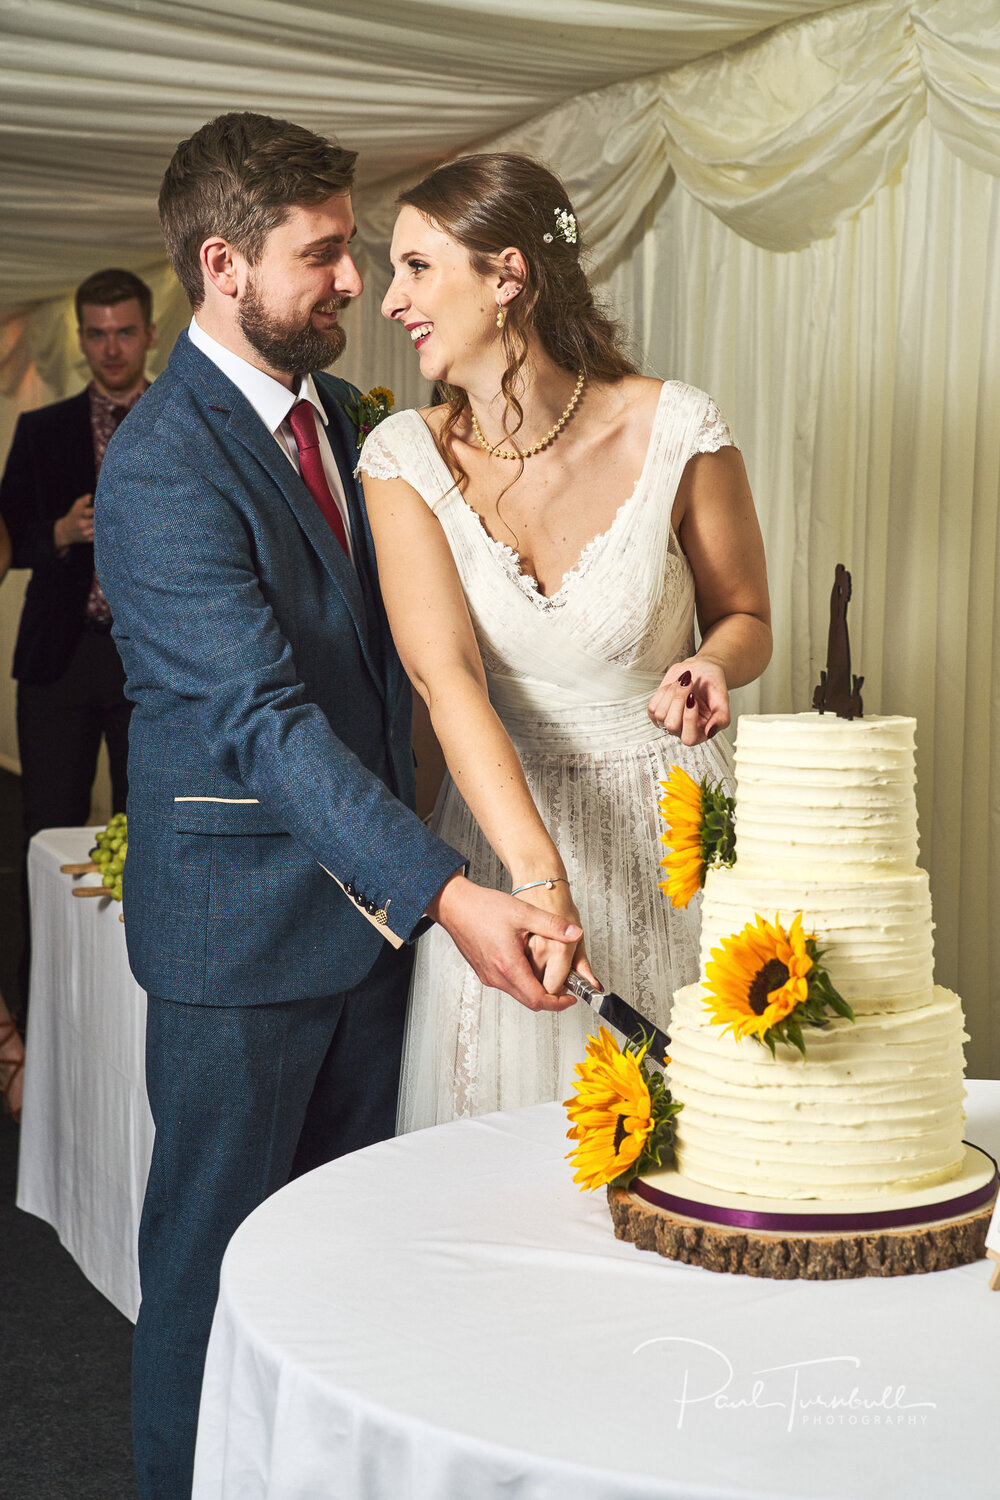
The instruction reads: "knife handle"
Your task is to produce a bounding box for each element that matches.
[566,969,602,1004]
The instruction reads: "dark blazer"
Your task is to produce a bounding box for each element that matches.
[0,389,99,684]
[94,331,463,1007]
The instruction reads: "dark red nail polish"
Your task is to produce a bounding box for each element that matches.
[707,724,718,738]
[686,693,696,709]
[678,670,692,686]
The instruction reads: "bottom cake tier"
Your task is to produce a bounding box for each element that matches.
[667,982,968,1200]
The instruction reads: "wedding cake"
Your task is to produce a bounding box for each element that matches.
[665,713,968,1201]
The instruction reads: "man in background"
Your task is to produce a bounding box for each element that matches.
[0,267,154,1003]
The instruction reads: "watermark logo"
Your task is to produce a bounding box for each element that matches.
[633,1337,937,1433]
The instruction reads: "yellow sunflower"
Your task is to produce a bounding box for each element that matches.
[704,913,814,1044]
[658,765,705,909]
[564,1027,653,1190]
[368,385,395,407]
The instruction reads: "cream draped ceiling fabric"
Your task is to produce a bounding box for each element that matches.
[1,0,998,1073]
[0,0,853,307]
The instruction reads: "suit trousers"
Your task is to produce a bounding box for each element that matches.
[132,939,413,1500]
[16,628,131,837]
[15,628,131,1009]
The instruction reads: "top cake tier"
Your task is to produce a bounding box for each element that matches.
[733,714,919,877]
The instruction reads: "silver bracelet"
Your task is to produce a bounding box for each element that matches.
[511,877,570,896]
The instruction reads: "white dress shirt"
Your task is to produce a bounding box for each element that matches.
[188,317,354,564]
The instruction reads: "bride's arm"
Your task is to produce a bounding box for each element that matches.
[647,446,771,745]
[362,469,594,993]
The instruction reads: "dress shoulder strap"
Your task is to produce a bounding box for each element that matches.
[653,381,741,461]
[356,409,458,511]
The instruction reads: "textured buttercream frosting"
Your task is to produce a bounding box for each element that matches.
[698,870,934,1013]
[733,713,919,876]
[666,713,967,1200]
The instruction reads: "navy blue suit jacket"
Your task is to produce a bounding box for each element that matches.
[0,389,101,684]
[94,331,462,1006]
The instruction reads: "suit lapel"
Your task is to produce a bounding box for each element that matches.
[66,390,97,506]
[171,334,384,696]
[317,383,410,714]
[314,387,384,646]
[64,391,97,581]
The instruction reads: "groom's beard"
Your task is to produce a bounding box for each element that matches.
[238,278,348,376]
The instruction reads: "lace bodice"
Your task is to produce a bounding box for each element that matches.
[359,382,740,737]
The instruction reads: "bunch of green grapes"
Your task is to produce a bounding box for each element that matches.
[89,812,127,901]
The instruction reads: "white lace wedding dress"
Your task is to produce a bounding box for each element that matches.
[359,380,739,1131]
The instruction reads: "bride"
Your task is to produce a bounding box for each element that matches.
[358,153,771,1131]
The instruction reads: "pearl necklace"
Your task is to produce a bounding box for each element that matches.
[470,372,585,460]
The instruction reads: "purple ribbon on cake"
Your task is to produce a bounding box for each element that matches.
[632,1145,999,1234]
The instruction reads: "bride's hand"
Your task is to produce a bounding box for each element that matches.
[517,882,598,996]
[647,656,730,747]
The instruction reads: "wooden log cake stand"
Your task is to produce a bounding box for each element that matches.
[608,1145,999,1281]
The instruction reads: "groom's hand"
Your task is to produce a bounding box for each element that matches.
[426,873,580,1012]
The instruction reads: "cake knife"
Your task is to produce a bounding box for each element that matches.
[565,970,671,1066]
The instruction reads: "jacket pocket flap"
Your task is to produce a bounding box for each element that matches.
[171,797,288,837]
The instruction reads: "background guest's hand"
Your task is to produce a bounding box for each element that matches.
[427,872,581,1012]
[647,656,730,746]
[53,492,94,548]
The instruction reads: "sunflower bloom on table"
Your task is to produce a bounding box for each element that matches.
[564,1027,681,1191]
[658,764,735,909]
[704,912,854,1057]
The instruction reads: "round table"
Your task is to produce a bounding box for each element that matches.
[193,1086,1000,1500]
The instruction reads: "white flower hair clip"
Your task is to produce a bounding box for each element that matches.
[543,207,578,246]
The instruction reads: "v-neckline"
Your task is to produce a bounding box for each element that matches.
[414,381,669,608]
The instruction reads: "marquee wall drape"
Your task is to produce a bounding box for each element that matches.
[1,0,996,1070]
[602,118,999,1076]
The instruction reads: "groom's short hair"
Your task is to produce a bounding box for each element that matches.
[159,111,358,308]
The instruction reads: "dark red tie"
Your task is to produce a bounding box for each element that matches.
[286,400,350,557]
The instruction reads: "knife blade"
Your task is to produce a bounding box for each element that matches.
[565,970,671,1065]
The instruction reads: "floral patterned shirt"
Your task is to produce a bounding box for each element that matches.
[85,383,147,623]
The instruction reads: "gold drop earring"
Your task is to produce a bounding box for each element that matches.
[496,302,506,330]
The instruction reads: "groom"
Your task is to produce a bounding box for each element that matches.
[95,111,580,1499]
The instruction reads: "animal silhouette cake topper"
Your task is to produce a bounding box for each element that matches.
[813,564,864,719]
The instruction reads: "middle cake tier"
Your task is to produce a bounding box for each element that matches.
[698,867,934,1014]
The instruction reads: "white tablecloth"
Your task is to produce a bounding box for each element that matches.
[193,1084,1000,1500]
[16,827,152,1320]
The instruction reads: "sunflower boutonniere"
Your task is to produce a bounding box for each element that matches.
[704,912,854,1058]
[564,1027,682,1191]
[344,385,394,449]
[658,764,736,909]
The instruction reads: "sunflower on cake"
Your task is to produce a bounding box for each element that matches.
[564,566,996,1277]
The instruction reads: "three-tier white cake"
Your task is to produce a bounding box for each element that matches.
[666,713,968,1201]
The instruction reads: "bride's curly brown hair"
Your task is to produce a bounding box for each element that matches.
[397,152,637,489]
